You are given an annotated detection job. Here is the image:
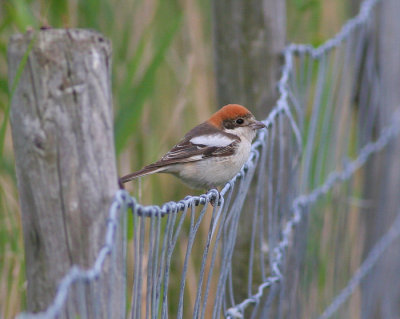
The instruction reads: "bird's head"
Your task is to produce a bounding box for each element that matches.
[208,104,266,141]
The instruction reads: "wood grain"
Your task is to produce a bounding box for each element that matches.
[8,29,123,317]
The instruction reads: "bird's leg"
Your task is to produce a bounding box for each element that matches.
[118,177,125,190]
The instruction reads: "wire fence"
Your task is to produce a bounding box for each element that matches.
[15,0,400,318]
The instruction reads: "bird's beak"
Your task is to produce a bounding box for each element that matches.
[250,120,266,130]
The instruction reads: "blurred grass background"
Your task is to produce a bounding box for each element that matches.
[0,0,356,317]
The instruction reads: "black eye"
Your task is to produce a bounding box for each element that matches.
[236,118,244,125]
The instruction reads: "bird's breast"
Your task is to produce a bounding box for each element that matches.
[168,140,252,189]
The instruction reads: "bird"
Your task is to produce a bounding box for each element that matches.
[120,104,266,190]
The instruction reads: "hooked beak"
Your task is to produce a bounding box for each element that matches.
[250,120,266,130]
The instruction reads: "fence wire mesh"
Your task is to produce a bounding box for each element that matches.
[15,0,400,318]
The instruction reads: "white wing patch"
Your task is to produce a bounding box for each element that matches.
[185,154,203,161]
[190,134,234,147]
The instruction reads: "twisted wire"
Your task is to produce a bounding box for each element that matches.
[15,0,399,318]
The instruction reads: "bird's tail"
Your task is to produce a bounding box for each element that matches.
[120,165,167,184]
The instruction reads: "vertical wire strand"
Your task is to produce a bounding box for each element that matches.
[146,213,155,319]
[151,210,162,319]
[16,2,400,319]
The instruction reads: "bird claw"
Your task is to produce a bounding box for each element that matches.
[208,189,221,207]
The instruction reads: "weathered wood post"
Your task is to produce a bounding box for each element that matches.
[361,0,400,317]
[212,0,286,312]
[8,29,123,317]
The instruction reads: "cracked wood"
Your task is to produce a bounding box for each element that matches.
[8,29,123,318]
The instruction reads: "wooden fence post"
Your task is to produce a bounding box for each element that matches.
[361,0,400,317]
[212,0,286,311]
[8,29,123,317]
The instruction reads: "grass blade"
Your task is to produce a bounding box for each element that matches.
[114,13,183,154]
[0,33,36,158]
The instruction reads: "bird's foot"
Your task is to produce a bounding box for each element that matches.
[208,188,221,207]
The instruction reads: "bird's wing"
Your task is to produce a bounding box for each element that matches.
[159,137,238,164]
[120,122,239,183]
[158,121,240,163]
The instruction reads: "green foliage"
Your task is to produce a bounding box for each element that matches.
[0,33,36,158]
[287,0,349,46]
[114,12,183,154]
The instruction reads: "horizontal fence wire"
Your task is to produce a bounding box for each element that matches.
[15,0,400,318]
[15,190,129,319]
